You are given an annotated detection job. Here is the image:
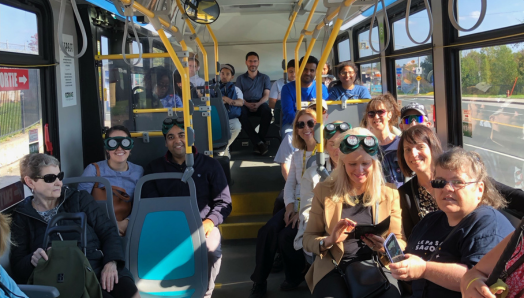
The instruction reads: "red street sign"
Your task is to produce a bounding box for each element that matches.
[0,68,29,91]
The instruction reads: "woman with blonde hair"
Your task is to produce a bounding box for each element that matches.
[303,127,406,298]
[249,108,318,298]
[0,213,28,297]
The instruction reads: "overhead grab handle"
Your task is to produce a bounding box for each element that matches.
[368,0,390,54]
[448,0,487,32]
[121,0,143,66]
[405,0,433,44]
[58,0,88,58]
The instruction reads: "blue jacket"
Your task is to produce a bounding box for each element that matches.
[327,84,371,100]
[281,81,328,126]
[0,266,28,298]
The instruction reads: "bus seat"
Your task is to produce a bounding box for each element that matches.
[274,100,281,127]
[326,101,368,129]
[127,136,167,169]
[126,173,207,298]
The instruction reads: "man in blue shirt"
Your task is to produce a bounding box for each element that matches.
[280,56,328,136]
[236,52,272,155]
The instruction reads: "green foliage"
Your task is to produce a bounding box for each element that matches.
[0,102,22,137]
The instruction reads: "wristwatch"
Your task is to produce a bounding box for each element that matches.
[319,238,333,250]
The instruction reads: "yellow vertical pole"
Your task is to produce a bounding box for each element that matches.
[295,0,320,109]
[283,0,304,82]
[206,24,219,82]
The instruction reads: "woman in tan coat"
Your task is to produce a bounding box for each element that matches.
[303,127,406,298]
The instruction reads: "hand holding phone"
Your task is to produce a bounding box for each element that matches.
[384,233,405,263]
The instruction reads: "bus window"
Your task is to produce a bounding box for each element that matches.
[457,0,524,36]
[337,38,350,62]
[358,28,379,58]
[0,69,44,177]
[393,9,431,50]
[101,36,111,128]
[395,55,435,127]
[152,47,166,68]
[0,4,38,55]
[459,43,524,189]
[360,62,382,96]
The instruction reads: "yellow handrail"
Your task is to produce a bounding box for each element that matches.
[325,99,371,105]
[207,24,219,81]
[283,0,304,82]
[175,0,214,157]
[295,0,320,109]
[120,0,179,34]
[133,107,203,114]
[130,131,165,138]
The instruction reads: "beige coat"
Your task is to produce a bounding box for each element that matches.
[302,181,407,292]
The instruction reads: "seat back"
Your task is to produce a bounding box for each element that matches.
[127,173,207,298]
[192,95,231,153]
[326,101,368,129]
[127,136,167,169]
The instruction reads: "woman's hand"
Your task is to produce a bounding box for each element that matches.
[284,203,296,226]
[286,212,300,229]
[31,248,49,267]
[325,218,356,248]
[101,261,119,292]
[462,277,501,298]
[360,234,386,254]
[117,219,129,236]
[389,253,427,281]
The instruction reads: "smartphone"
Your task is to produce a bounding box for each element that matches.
[384,233,405,263]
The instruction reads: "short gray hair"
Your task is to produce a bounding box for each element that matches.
[20,153,60,184]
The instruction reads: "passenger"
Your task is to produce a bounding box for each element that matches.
[223,63,245,103]
[188,54,205,87]
[140,66,182,109]
[141,118,232,298]
[0,213,29,298]
[389,147,514,298]
[280,56,328,137]
[294,121,348,264]
[236,52,272,155]
[173,69,199,100]
[269,59,296,109]
[77,125,144,236]
[399,102,432,131]
[397,125,524,239]
[363,93,404,187]
[327,61,371,100]
[215,64,244,158]
[322,63,333,87]
[249,108,319,298]
[460,231,524,298]
[302,127,406,298]
[11,153,140,298]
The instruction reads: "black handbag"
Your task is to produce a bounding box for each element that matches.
[328,200,390,298]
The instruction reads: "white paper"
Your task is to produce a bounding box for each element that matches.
[60,34,77,107]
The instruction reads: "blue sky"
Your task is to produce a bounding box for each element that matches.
[0,4,38,47]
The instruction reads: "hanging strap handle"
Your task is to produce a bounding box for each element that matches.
[369,0,391,54]
[448,0,487,32]
[405,0,433,45]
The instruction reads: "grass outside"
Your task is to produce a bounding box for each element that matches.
[461,94,524,99]
[0,102,22,139]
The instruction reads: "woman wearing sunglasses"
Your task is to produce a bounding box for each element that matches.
[327,61,371,101]
[303,127,406,298]
[389,147,514,298]
[363,93,403,187]
[11,153,141,298]
[78,125,143,236]
[294,121,349,264]
[249,109,318,297]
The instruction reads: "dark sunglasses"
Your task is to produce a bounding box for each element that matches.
[35,172,65,183]
[324,122,352,140]
[367,109,387,118]
[402,115,425,125]
[104,137,134,151]
[430,179,479,189]
[339,135,379,156]
[162,117,184,135]
[296,119,316,129]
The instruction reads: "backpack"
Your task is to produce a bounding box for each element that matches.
[28,241,102,298]
[220,82,242,119]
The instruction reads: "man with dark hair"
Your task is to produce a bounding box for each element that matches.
[280,56,328,136]
[236,51,272,155]
[269,59,296,109]
[142,118,232,298]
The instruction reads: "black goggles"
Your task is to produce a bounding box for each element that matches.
[35,172,65,183]
[104,137,134,151]
[401,115,425,125]
[324,122,352,140]
[296,119,316,129]
[162,117,184,135]
[339,135,379,156]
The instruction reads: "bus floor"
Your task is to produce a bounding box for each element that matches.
[213,239,312,298]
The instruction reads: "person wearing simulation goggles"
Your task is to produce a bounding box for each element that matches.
[78,125,144,236]
[324,122,352,140]
[399,102,432,131]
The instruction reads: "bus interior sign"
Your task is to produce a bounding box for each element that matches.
[0,181,24,212]
[0,68,29,91]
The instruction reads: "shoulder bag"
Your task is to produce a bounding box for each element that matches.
[90,163,132,221]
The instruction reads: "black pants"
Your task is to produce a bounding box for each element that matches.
[251,208,306,283]
[273,190,285,215]
[239,102,272,145]
[101,276,138,298]
[313,268,401,298]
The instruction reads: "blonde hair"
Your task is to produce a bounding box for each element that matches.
[328,127,384,207]
[291,108,317,150]
[0,213,11,255]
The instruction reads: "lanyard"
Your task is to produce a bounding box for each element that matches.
[302,147,317,178]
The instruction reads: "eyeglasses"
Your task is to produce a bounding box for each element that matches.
[324,122,351,140]
[367,109,387,118]
[162,117,185,135]
[104,137,134,151]
[296,119,316,129]
[430,179,479,190]
[339,135,379,156]
[35,172,64,183]
[401,115,425,125]
[340,71,355,76]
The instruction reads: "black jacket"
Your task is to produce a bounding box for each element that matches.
[399,176,524,239]
[10,187,130,284]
